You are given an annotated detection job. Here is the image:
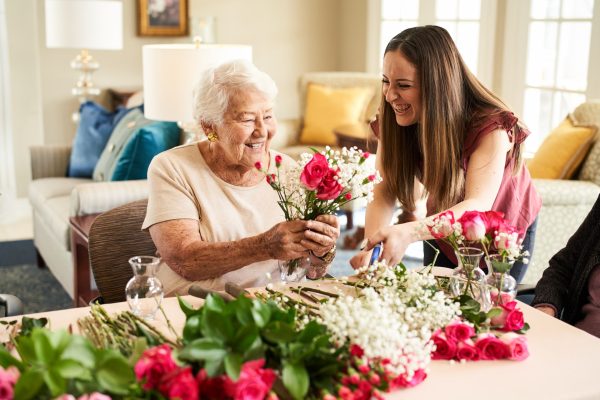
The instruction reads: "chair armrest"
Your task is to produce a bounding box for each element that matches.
[70,180,149,216]
[533,179,600,206]
[30,145,72,180]
[271,118,301,150]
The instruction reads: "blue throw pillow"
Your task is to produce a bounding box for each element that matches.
[67,101,129,177]
[110,121,180,181]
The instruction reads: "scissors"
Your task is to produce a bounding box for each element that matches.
[368,242,382,266]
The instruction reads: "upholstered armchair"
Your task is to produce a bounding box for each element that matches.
[524,101,600,285]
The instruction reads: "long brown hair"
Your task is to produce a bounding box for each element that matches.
[381,25,522,213]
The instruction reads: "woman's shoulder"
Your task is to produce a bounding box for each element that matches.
[150,142,203,171]
[470,108,518,132]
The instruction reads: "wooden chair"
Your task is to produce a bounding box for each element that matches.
[88,199,156,304]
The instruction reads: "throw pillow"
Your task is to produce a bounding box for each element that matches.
[299,83,373,146]
[93,107,152,181]
[67,101,129,177]
[527,116,597,179]
[110,121,181,181]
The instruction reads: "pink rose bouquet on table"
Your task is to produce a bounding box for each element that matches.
[257,147,381,276]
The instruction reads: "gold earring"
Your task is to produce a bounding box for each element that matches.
[207,131,219,142]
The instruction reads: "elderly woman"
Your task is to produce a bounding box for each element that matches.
[142,60,339,296]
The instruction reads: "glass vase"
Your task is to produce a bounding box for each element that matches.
[278,257,310,283]
[125,256,164,320]
[485,255,517,306]
[449,247,491,311]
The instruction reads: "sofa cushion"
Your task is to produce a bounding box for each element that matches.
[299,83,373,146]
[527,117,596,179]
[68,101,129,178]
[578,137,600,186]
[93,107,151,181]
[110,121,181,181]
[29,177,92,213]
[36,195,72,251]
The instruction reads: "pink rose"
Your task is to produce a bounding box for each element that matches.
[475,334,510,360]
[428,211,456,239]
[491,301,525,331]
[78,393,112,400]
[444,322,475,343]
[158,367,198,400]
[482,211,505,234]
[300,153,329,189]
[456,339,479,361]
[431,331,457,360]
[274,154,282,167]
[391,368,427,388]
[224,359,277,400]
[316,169,343,200]
[134,344,177,390]
[458,211,487,241]
[0,366,19,400]
[490,289,515,306]
[499,332,529,361]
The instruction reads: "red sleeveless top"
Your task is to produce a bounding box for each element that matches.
[428,111,542,263]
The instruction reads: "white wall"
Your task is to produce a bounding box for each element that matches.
[6,0,353,198]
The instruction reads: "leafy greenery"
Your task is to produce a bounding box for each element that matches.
[177,294,342,400]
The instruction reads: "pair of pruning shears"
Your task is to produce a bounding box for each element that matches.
[368,242,382,266]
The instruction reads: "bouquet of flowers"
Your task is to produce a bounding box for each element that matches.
[257,147,381,278]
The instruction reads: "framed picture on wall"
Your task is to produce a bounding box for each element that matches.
[137,0,189,37]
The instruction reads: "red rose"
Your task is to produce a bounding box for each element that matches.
[475,334,510,360]
[482,211,505,234]
[391,368,427,388]
[197,369,227,399]
[491,301,525,331]
[444,322,475,343]
[316,169,343,200]
[431,331,457,360]
[499,332,529,361]
[275,155,282,167]
[350,344,365,357]
[300,153,329,189]
[224,359,276,400]
[134,344,177,390]
[456,339,479,361]
[158,367,198,400]
[458,211,487,241]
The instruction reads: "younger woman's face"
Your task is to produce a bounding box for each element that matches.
[382,50,421,126]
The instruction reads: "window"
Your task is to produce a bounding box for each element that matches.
[522,0,594,151]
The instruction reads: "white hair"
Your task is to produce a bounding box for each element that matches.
[192,59,278,127]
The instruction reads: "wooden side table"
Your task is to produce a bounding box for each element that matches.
[70,214,101,307]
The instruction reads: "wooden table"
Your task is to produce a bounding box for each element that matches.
[4,294,600,399]
[69,214,100,307]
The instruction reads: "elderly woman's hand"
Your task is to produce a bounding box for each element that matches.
[302,214,340,257]
[262,220,314,261]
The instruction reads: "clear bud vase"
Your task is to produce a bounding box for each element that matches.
[125,256,164,320]
[485,255,517,306]
[450,247,491,311]
[278,257,310,283]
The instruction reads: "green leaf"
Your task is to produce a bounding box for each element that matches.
[183,314,203,342]
[179,338,227,362]
[205,294,227,313]
[20,317,48,336]
[204,358,224,377]
[262,321,296,343]
[282,361,309,400]
[178,295,198,317]
[251,301,272,328]
[61,335,96,369]
[129,337,149,365]
[44,368,67,397]
[15,336,35,363]
[54,359,86,379]
[235,298,254,326]
[224,352,243,380]
[232,326,261,353]
[96,353,136,395]
[14,369,45,400]
[32,329,55,364]
[0,346,23,369]
[297,321,324,343]
[201,310,235,341]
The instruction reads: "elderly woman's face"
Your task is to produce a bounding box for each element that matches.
[215,89,276,169]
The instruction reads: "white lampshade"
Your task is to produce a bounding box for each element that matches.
[45,0,123,50]
[143,44,253,122]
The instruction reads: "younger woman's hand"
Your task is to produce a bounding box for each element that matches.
[363,223,416,267]
[350,249,372,270]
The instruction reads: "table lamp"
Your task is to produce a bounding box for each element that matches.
[142,41,252,136]
[45,0,123,104]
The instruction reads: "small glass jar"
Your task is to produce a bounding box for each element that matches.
[125,256,164,320]
[485,254,517,306]
[449,247,491,310]
[278,257,310,283]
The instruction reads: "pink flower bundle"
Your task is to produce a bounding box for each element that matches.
[0,366,19,400]
[134,344,278,400]
[432,313,529,362]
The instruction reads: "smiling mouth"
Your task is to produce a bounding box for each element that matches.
[393,104,411,113]
[245,143,264,149]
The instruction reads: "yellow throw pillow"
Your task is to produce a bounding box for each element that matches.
[299,83,373,146]
[527,117,597,179]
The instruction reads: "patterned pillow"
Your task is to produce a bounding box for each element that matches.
[578,138,600,186]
